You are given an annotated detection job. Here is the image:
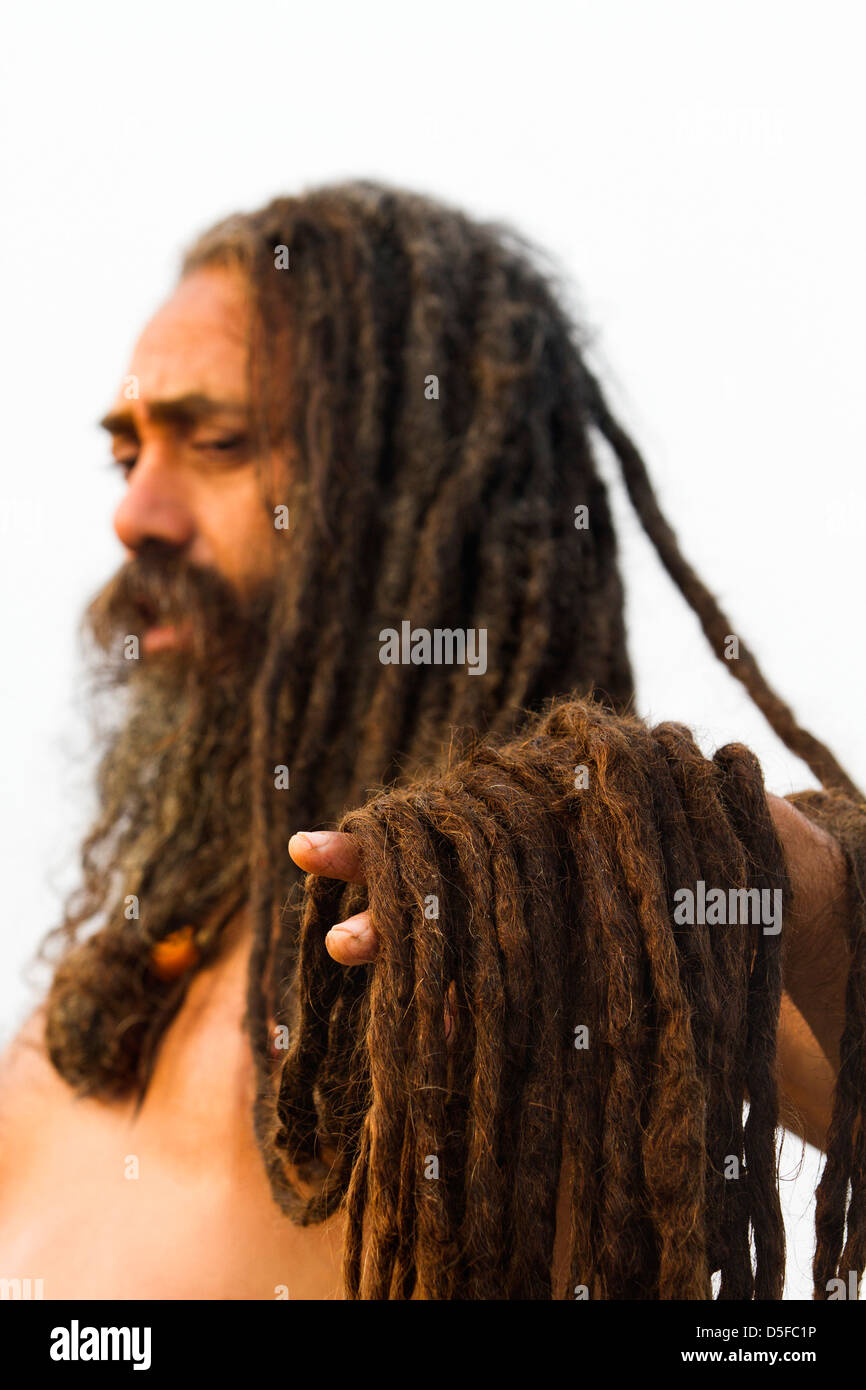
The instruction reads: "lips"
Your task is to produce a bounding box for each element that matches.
[142,622,184,653]
[131,596,191,653]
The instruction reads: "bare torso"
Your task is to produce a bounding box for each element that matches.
[0,910,345,1300]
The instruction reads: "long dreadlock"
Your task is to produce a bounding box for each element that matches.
[43,181,864,1297]
[277,699,866,1298]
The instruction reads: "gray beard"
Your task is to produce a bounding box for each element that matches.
[85,657,256,945]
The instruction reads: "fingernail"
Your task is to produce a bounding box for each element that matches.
[327,922,372,950]
[328,922,361,941]
[290,830,330,852]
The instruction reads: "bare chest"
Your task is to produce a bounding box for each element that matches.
[0,935,345,1300]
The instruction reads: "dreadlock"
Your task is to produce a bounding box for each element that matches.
[41,181,864,1297]
[277,698,866,1299]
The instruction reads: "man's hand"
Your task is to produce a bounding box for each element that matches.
[288,831,378,964]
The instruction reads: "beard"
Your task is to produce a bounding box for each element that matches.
[43,540,275,1095]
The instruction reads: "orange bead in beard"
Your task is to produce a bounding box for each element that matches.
[149,924,201,980]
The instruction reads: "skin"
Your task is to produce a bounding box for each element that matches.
[103,263,286,637]
[0,265,853,1298]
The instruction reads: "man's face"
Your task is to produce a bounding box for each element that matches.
[65,268,282,971]
[101,264,280,653]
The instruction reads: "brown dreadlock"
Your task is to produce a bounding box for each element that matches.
[41,181,864,1298]
[278,698,866,1299]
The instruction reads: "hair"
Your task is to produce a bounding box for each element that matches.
[277,698,866,1298]
[42,180,864,1298]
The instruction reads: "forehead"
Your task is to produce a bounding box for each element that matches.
[111,264,251,413]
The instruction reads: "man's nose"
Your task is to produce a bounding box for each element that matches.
[113,456,196,553]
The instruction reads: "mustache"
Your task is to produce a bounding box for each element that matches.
[84,542,274,670]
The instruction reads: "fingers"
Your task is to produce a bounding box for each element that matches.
[290,825,456,1042]
[288,830,366,884]
[325,909,379,964]
[289,830,376,963]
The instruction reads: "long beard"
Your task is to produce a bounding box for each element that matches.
[85,660,256,941]
[43,541,274,1094]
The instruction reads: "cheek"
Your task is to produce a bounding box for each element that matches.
[203,473,279,590]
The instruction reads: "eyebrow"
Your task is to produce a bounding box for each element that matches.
[99,392,249,436]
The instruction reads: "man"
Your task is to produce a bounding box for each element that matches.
[0,181,853,1299]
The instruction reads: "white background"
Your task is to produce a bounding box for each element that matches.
[1,0,864,1299]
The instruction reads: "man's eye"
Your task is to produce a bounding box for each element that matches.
[193,434,248,454]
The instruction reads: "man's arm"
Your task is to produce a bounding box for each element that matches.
[769,795,853,1150]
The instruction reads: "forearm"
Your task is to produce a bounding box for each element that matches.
[768,794,855,1148]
